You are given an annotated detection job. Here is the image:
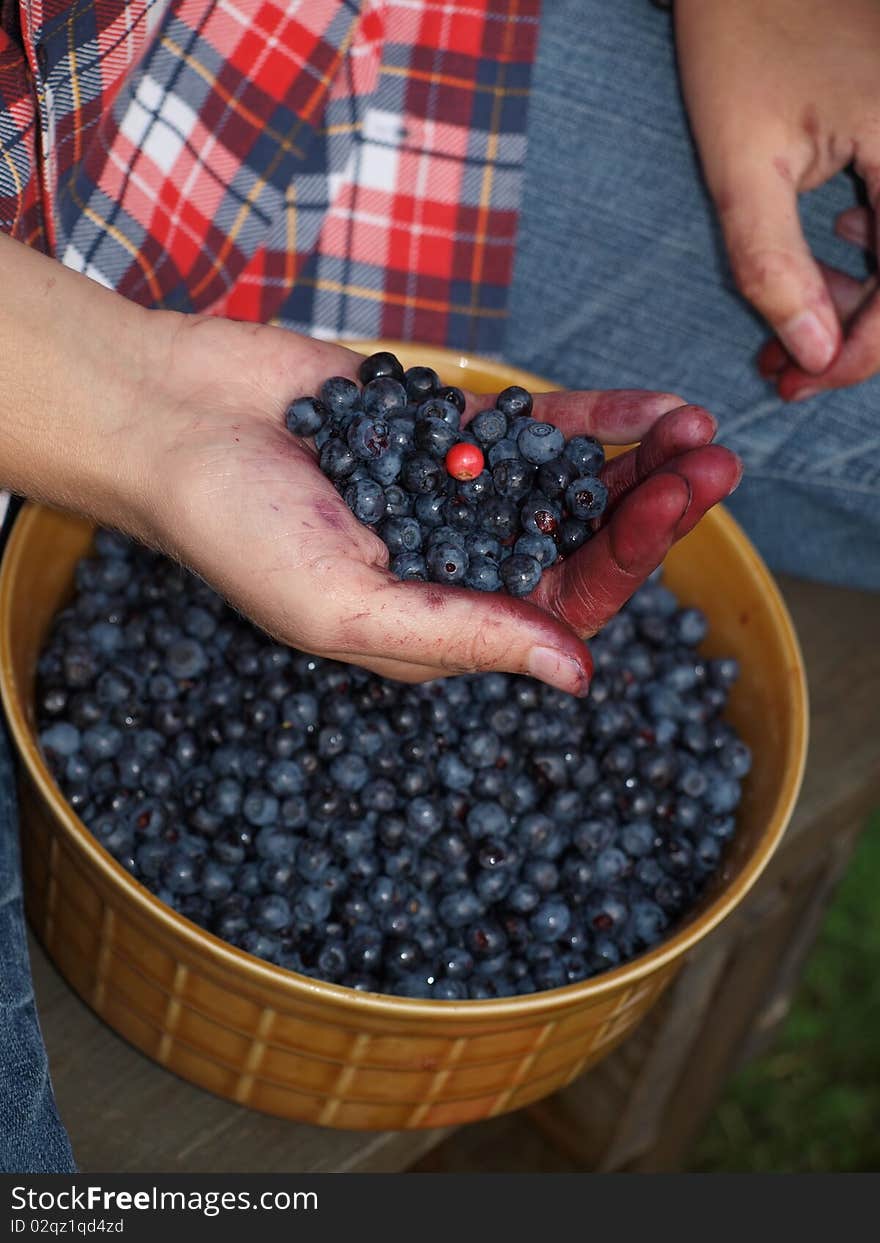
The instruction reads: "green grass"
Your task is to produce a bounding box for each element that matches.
[691,813,880,1172]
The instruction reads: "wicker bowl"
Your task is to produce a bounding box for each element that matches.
[0,346,807,1130]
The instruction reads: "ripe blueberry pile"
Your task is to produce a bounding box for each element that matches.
[35,532,750,1000]
[286,351,608,596]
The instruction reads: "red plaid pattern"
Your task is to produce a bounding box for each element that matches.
[1,1,539,352]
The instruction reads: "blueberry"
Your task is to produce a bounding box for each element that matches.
[517,421,565,465]
[491,457,535,501]
[426,542,469,585]
[694,834,723,870]
[530,900,571,943]
[466,920,508,958]
[368,449,403,486]
[40,722,81,758]
[166,638,208,680]
[401,452,443,494]
[329,753,370,792]
[390,553,428,581]
[709,658,740,688]
[500,554,542,597]
[496,385,533,419]
[88,622,123,655]
[465,557,502,592]
[471,408,508,446]
[319,437,357,480]
[433,979,467,1000]
[381,516,422,555]
[161,850,201,896]
[265,759,304,797]
[480,496,520,541]
[414,416,457,459]
[465,531,503,562]
[563,436,604,476]
[514,533,557,568]
[703,767,742,814]
[621,820,656,857]
[437,385,466,413]
[346,414,390,461]
[320,376,361,419]
[417,397,461,430]
[202,860,234,902]
[342,477,386,525]
[413,492,446,528]
[439,889,483,928]
[565,476,608,521]
[362,377,407,417]
[242,790,279,827]
[404,366,439,402]
[536,456,577,498]
[358,351,404,385]
[520,493,561,537]
[586,893,629,933]
[82,724,123,762]
[387,417,415,454]
[720,740,752,778]
[285,395,328,437]
[384,484,414,518]
[487,438,520,468]
[630,901,668,947]
[406,796,445,836]
[675,608,708,646]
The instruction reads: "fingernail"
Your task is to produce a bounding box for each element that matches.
[788,385,820,403]
[527,646,591,697]
[778,311,836,374]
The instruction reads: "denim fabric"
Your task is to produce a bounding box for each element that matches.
[508,0,880,590]
[0,722,75,1172]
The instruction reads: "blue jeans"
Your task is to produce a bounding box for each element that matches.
[508,0,880,591]
[3,0,879,1174]
[0,721,75,1172]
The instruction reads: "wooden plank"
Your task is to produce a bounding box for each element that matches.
[626,846,862,1173]
[774,576,880,844]
[735,832,858,1067]
[411,1113,578,1174]
[30,938,450,1173]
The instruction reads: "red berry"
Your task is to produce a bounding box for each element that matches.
[445,442,485,481]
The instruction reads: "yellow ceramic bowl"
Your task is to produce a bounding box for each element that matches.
[0,345,807,1130]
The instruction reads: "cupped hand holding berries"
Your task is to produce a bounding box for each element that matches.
[147,316,740,695]
[675,0,880,398]
[0,237,738,695]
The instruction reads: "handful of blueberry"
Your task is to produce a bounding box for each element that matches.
[36,533,750,1000]
[286,351,608,596]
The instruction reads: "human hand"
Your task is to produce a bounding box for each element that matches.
[675,0,880,399]
[146,315,740,693]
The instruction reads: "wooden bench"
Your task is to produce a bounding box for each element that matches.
[29,573,880,1172]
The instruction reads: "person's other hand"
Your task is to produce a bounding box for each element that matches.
[676,0,880,399]
[146,315,740,694]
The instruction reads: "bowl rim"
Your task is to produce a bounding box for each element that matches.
[0,347,809,1024]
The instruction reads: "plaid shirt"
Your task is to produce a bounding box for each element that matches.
[0,1,539,353]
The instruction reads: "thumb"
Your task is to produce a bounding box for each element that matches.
[336,573,594,696]
[716,164,839,374]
